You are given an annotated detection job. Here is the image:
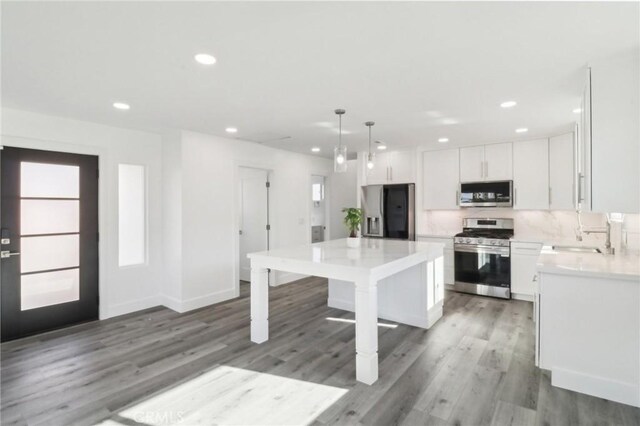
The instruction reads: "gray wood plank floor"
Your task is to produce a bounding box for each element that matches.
[2,277,639,425]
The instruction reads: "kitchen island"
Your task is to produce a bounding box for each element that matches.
[536,250,640,407]
[248,238,445,385]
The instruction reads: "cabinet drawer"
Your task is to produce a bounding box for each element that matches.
[511,241,543,255]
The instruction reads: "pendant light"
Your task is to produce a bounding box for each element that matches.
[365,121,375,170]
[333,109,347,173]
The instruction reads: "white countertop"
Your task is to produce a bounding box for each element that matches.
[537,250,640,281]
[248,238,444,273]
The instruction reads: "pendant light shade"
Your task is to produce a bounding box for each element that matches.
[333,109,347,173]
[365,121,375,170]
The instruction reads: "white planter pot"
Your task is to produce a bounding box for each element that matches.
[346,237,361,248]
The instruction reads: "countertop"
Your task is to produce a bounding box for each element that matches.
[537,249,640,281]
[248,238,445,272]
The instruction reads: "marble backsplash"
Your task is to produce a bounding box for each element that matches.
[418,209,640,249]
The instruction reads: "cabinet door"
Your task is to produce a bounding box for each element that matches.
[549,133,575,210]
[511,254,538,296]
[513,139,549,210]
[422,149,459,210]
[388,150,416,183]
[459,146,484,182]
[484,142,513,180]
[365,152,389,185]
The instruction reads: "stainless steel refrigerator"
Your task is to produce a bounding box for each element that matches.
[361,184,415,240]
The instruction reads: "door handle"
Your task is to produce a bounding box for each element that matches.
[0,251,20,259]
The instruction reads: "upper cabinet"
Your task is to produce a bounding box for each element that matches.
[365,150,416,185]
[549,133,576,211]
[513,139,549,210]
[587,50,640,213]
[459,146,484,182]
[422,148,460,210]
[459,143,512,182]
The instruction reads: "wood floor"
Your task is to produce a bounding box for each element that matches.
[2,277,639,425]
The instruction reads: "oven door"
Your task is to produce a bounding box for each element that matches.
[454,244,511,298]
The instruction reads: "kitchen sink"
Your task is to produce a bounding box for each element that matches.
[551,245,602,254]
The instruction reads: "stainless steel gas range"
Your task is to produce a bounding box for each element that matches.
[453,218,514,299]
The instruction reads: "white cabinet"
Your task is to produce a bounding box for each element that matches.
[588,50,640,213]
[365,153,389,185]
[388,150,416,183]
[484,143,513,181]
[417,236,454,285]
[459,143,512,182]
[422,148,460,210]
[366,150,416,185]
[549,133,576,210]
[459,146,484,182]
[510,241,542,298]
[513,139,549,210]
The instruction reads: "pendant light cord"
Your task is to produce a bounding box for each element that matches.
[339,114,342,149]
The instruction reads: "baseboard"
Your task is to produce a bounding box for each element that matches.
[161,287,238,313]
[511,293,534,302]
[106,296,161,319]
[552,366,640,408]
[327,297,442,329]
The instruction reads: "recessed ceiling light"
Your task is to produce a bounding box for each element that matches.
[500,101,517,108]
[515,128,528,133]
[225,127,238,133]
[311,147,320,153]
[113,102,130,110]
[438,138,449,143]
[194,53,217,65]
[377,145,387,150]
[573,108,582,114]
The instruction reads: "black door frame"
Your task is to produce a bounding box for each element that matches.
[1,146,100,341]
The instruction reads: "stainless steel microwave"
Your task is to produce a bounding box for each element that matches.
[459,181,513,208]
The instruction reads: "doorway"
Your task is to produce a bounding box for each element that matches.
[311,175,327,243]
[1,147,99,341]
[238,167,270,283]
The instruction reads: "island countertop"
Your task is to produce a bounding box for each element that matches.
[537,250,640,281]
[248,238,445,274]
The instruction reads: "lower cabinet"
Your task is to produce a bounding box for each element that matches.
[417,236,454,285]
[510,241,543,298]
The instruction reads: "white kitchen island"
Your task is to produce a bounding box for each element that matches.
[248,238,445,385]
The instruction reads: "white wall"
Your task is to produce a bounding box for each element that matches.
[329,159,358,239]
[161,130,334,311]
[1,108,164,318]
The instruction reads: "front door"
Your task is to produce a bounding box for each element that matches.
[1,147,99,341]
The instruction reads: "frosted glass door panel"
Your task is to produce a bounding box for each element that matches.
[21,235,79,273]
[21,200,80,235]
[21,162,79,198]
[118,164,146,266]
[21,269,80,311]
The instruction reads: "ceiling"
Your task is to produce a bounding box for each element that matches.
[2,2,638,157]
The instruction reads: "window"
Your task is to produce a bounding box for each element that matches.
[118,164,146,266]
[312,183,324,202]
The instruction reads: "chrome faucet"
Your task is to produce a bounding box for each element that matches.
[575,211,614,254]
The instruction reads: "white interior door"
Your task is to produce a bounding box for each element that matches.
[239,168,269,282]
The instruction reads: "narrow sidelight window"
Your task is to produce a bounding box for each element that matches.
[118,164,146,266]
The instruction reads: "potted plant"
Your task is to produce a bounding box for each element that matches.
[342,207,364,248]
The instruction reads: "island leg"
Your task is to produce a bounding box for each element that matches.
[250,266,269,343]
[355,277,379,385]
